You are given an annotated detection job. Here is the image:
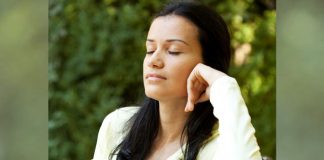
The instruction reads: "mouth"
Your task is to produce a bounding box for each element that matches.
[145,73,167,80]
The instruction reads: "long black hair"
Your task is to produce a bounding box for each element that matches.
[111,1,231,159]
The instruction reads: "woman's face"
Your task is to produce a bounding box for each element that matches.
[143,15,203,101]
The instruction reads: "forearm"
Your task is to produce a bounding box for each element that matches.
[210,76,262,160]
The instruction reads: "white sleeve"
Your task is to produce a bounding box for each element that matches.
[210,76,262,160]
[92,107,140,160]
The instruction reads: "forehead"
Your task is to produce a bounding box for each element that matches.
[147,15,199,43]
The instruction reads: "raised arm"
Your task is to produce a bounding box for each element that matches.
[185,63,262,160]
[209,76,261,160]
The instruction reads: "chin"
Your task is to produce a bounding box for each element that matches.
[145,90,162,100]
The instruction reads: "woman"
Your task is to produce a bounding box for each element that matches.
[93,1,262,160]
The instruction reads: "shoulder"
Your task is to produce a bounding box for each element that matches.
[107,106,140,118]
[98,106,140,139]
[102,106,140,129]
[93,106,140,159]
[98,106,140,147]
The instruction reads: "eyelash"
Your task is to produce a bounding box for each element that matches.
[168,51,181,55]
[146,51,154,54]
[146,51,181,55]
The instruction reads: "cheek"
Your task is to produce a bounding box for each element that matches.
[174,68,190,83]
[169,57,201,85]
[170,59,196,80]
[143,57,149,73]
[176,73,190,95]
[143,56,148,67]
[168,64,194,92]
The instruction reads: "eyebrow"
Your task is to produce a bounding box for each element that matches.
[146,39,189,46]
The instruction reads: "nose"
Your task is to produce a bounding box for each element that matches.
[147,50,164,69]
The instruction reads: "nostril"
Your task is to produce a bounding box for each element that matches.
[147,56,163,68]
[149,60,163,68]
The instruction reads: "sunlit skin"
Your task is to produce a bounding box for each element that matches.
[144,15,203,102]
[143,15,227,160]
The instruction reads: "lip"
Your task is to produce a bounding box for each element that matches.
[145,73,167,80]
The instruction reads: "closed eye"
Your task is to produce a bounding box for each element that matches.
[146,51,154,54]
[168,51,181,55]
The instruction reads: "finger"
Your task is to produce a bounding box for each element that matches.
[196,92,209,103]
[186,69,197,112]
[186,66,209,112]
[185,80,197,112]
[185,86,196,112]
[191,81,207,103]
[186,85,206,112]
[196,85,210,103]
[185,96,195,112]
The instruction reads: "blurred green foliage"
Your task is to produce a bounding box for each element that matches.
[49,0,275,159]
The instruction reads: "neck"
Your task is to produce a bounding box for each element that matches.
[157,98,190,144]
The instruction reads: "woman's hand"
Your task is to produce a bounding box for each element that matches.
[184,63,227,112]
